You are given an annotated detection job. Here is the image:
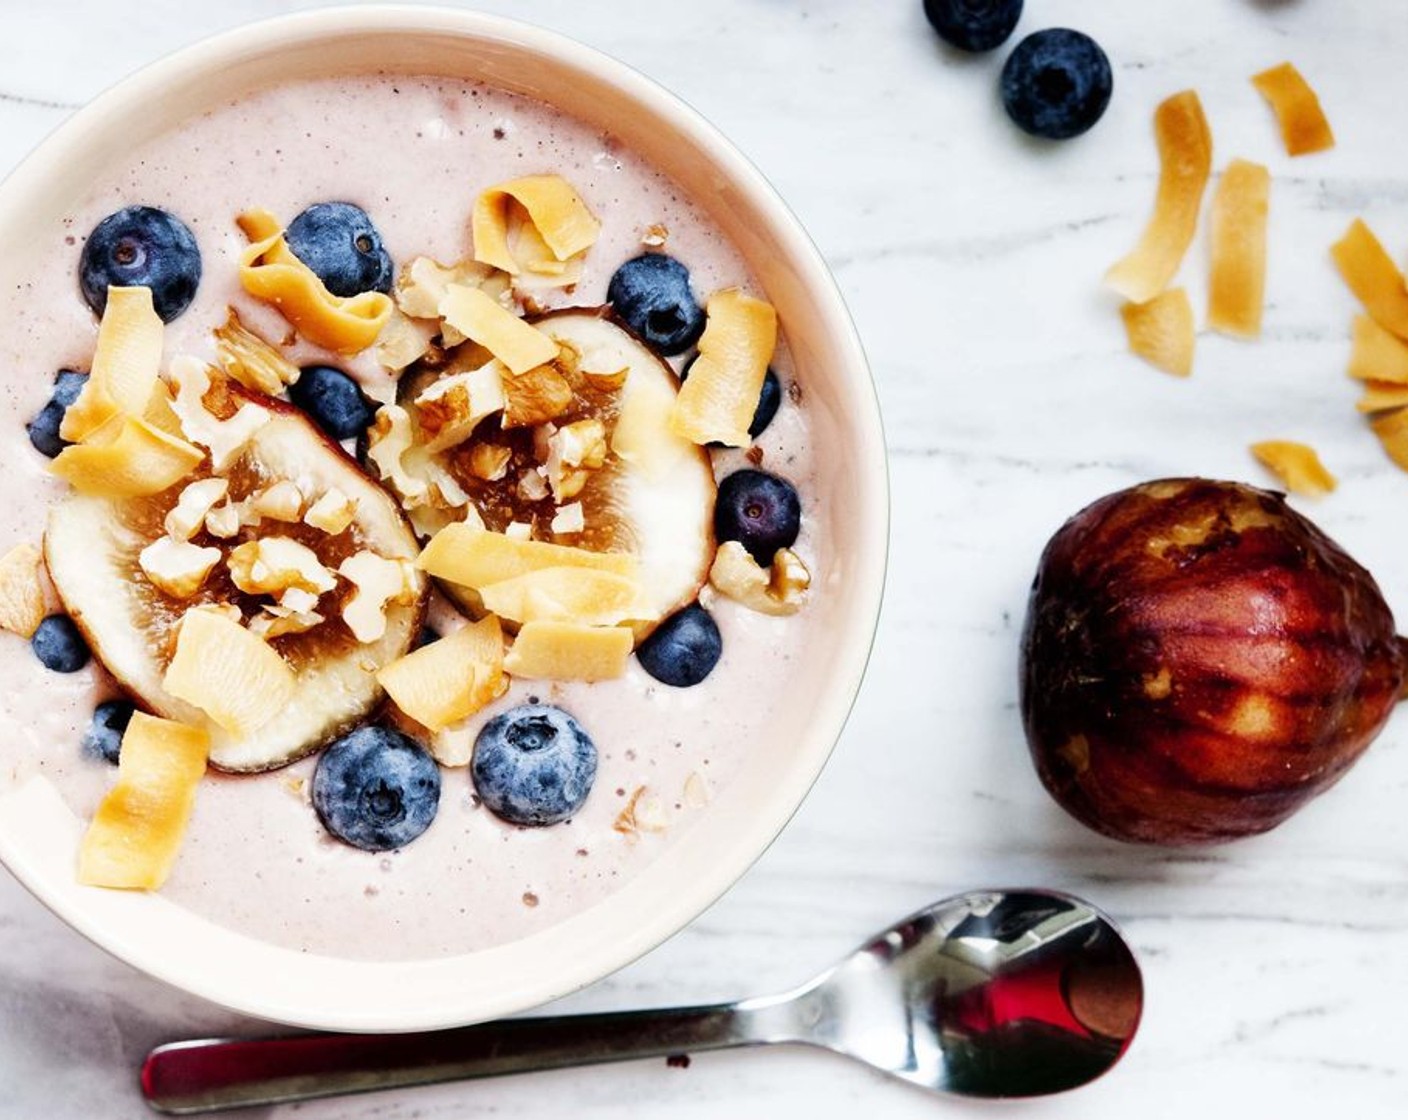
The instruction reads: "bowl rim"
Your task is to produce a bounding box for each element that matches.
[0,3,889,1031]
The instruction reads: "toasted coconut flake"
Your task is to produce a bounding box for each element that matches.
[1371,409,1408,472]
[213,308,301,394]
[1355,381,1408,414]
[139,538,222,599]
[439,284,559,375]
[1349,315,1408,384]
[377,616,504,731]
[1105,91,1214,304]
[0,543,46,638]
[670,289,777,448]
[1332,220,1408,341]
[642,224,669,248]
[76,712,208,891]
[1250,440,1337,496]
[304,487,357,535]
[709,541,810,616]
[504,620,633,681]
[60,286,164,442]
[471,174,601,275]
[1121,288,1196,377]
[419,523,635,589]
[165,478,229,541]
[1207,159,1270,338]
[479,567,651,627]
[1252,62,1334,157]
[237,208,392,355]
[339,551,417,643]
[163,607,296,736]
[50,415,203,498]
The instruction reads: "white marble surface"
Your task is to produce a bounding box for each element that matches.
[3,0,1408,1115]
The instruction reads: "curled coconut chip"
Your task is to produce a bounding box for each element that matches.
[418,523,636,590]
[50,414,203,499]
[670,289,777,448]
[77,711,208,891]
[59,285,164,443]
[1332,219,1408,342]
[439,284,559,375]
[471,174,601,277]
[377,615,504,732]
[1208,159,1271,339]
[1355,382,1408,414]
[1105,91,1213,304]
[1250,441,1337,497]
[1121,288,1195,378]
[503,620,633,682]
[162,607,296,737]
[237,208,392,355]
[1251,62,1335,157]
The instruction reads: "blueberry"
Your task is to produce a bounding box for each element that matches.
[31,615,89,673]
[472,704,597,826]
[311,726,441,851]
[285,202,393,298]
[289,365,376,441]
[1001,29,1113,141]
[682,359,782,440]
[637,604,723,688]
[79,206,201,322]
[923,0,1023,53]
[607,254,705,356]
[83,700,135,764]
[714,469,802,566]
[26,369,88,459]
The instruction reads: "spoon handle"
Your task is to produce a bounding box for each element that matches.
[142,998,796,1114]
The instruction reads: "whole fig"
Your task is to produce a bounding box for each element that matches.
[1020,478,1406,845]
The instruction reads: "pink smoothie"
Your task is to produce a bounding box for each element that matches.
[0,75,829,961]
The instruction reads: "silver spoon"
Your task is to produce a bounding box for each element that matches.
[141,888,1142,1114]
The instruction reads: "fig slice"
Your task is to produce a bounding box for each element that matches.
[386,310,717,634]
[1021,478,1405,846]
[44,393,427,773]
[1104,91,1214,304]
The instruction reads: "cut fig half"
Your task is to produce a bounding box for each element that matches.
[386,308,716,633]
[45,391,427,772]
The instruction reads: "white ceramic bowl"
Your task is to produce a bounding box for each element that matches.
[0,5,887,1031]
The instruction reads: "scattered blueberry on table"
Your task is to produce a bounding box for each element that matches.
[289,364,376,441]
[26,369,88,459]
[285,201,394,297]
[1001,28,1113,140]
[31,615,89,673]
[714,469,803,566]
[311,726,441,851]
[637,604,724,688]
[472,704,598,827]
[79,205,201,321]
[923,0,1024,53]
[607,253,706,355]
[82,699,135,764]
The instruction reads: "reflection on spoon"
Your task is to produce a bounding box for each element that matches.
[143,888,1143,1113]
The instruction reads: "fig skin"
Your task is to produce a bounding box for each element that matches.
[1020,478,1407,845]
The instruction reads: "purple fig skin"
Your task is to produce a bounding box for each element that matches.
[1020,478,1407,845]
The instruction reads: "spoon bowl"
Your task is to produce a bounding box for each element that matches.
[143,889,1142,1113]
